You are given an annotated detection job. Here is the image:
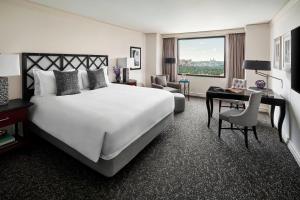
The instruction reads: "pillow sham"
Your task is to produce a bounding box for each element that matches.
[33,69,56,96]
[53,70,80,96]
[155,75,167,87]
[81,67,109,89]
[87,68,107,90]
[33,69,41,96]
[68,69,84,90]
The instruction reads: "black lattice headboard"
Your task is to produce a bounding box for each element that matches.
[22,53,108,100]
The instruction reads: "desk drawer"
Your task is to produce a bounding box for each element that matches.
[0,109,27,128]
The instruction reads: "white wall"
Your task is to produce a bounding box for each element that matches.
[162,28,245,96]
[244,23,271,87]
[244,23,271,112]
[145,33,162,87]
[0,0,146,99]
[270,0,300,165]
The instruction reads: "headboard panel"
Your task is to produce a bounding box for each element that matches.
[22,53,108,100]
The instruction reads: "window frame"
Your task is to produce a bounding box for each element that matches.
[177,36,226,78]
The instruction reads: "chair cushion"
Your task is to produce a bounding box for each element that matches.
[219,109,243,122]
[232,78,247,89]
[174,93,185,98]
[163,87,180,93]
[174,93,185,113]
[155,76,167,86]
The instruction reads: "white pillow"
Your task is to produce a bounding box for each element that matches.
[33,69,41,96]
[33,69,56,96]
[80,67,110,89]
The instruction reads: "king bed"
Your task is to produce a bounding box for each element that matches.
[22,53,174,177]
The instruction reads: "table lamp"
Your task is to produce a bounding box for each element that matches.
[0,54,20,105]
[242,60,283,90]
[117,57,134,83]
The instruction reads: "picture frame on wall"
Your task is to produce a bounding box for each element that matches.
[130,46,141,70]
[282,32,291,71]
[273,36,282,70]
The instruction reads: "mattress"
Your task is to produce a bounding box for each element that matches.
[29,84,174,162]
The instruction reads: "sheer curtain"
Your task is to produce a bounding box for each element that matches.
[228,33,245,86]
[162,38,176,82]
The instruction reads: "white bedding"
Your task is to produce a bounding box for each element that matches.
[30,84,174,162]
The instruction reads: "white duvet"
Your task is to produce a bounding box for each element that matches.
[30,84,174,162]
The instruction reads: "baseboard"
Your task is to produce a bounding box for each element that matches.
[189,92,205,98]
[287,141,300,167]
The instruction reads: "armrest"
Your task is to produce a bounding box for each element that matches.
[167,82,181,89]
[152,83,164,89]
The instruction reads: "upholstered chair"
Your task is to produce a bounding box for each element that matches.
[151,75,181,93]
[218,91,263,148]
[219,78,247,112]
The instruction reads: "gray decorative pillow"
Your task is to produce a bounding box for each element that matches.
[53,70,80,96]
[87,69,107,90]
[155,76,167,87]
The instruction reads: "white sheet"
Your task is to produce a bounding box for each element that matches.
[30,84,174,162]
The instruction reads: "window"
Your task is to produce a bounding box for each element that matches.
[177,37,225,77]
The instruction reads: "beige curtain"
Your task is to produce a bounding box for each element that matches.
[228,33,245,86]
[162,38,176,82]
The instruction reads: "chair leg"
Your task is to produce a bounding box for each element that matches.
[219,100,222,113]
[230,123,233,129]
[243,103,246,109]
[253,126,258,140]
[244,126,248,148]
[236,104,239,110]
[218,119,222,137]
[230,103,233,108]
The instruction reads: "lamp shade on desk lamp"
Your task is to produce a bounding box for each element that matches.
[242,60,271,71]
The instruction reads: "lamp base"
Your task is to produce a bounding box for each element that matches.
[123,68,129,83]
[255,80,266,89]
[0,77,9,106]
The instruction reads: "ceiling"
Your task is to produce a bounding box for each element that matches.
[29,0,288,34]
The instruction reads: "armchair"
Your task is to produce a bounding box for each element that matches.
[151,75,181,93]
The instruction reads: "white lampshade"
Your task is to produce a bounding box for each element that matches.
[0,54,21,76]
[117,57,134,68]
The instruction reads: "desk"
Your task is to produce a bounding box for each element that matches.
[206,86,286,142]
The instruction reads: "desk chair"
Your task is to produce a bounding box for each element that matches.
[218,92,263,148]
[219,78,247,112]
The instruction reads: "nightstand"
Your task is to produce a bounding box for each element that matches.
[0,99,33,155]
[112,79,137,86]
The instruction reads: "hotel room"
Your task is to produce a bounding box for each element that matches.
[0,0,300,199]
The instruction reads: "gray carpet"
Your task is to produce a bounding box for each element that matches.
[0,97,300,200]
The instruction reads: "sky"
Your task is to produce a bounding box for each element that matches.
[178,37,225,61]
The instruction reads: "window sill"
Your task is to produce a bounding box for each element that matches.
[177,73,226,78]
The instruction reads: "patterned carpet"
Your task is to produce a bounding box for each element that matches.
[0,97,300,200]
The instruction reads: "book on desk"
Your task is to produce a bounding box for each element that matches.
[225,88,244,94]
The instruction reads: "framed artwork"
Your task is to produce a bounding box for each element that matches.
[282,33,291,71]
[130,46,141,70]
[273,36,282,70]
